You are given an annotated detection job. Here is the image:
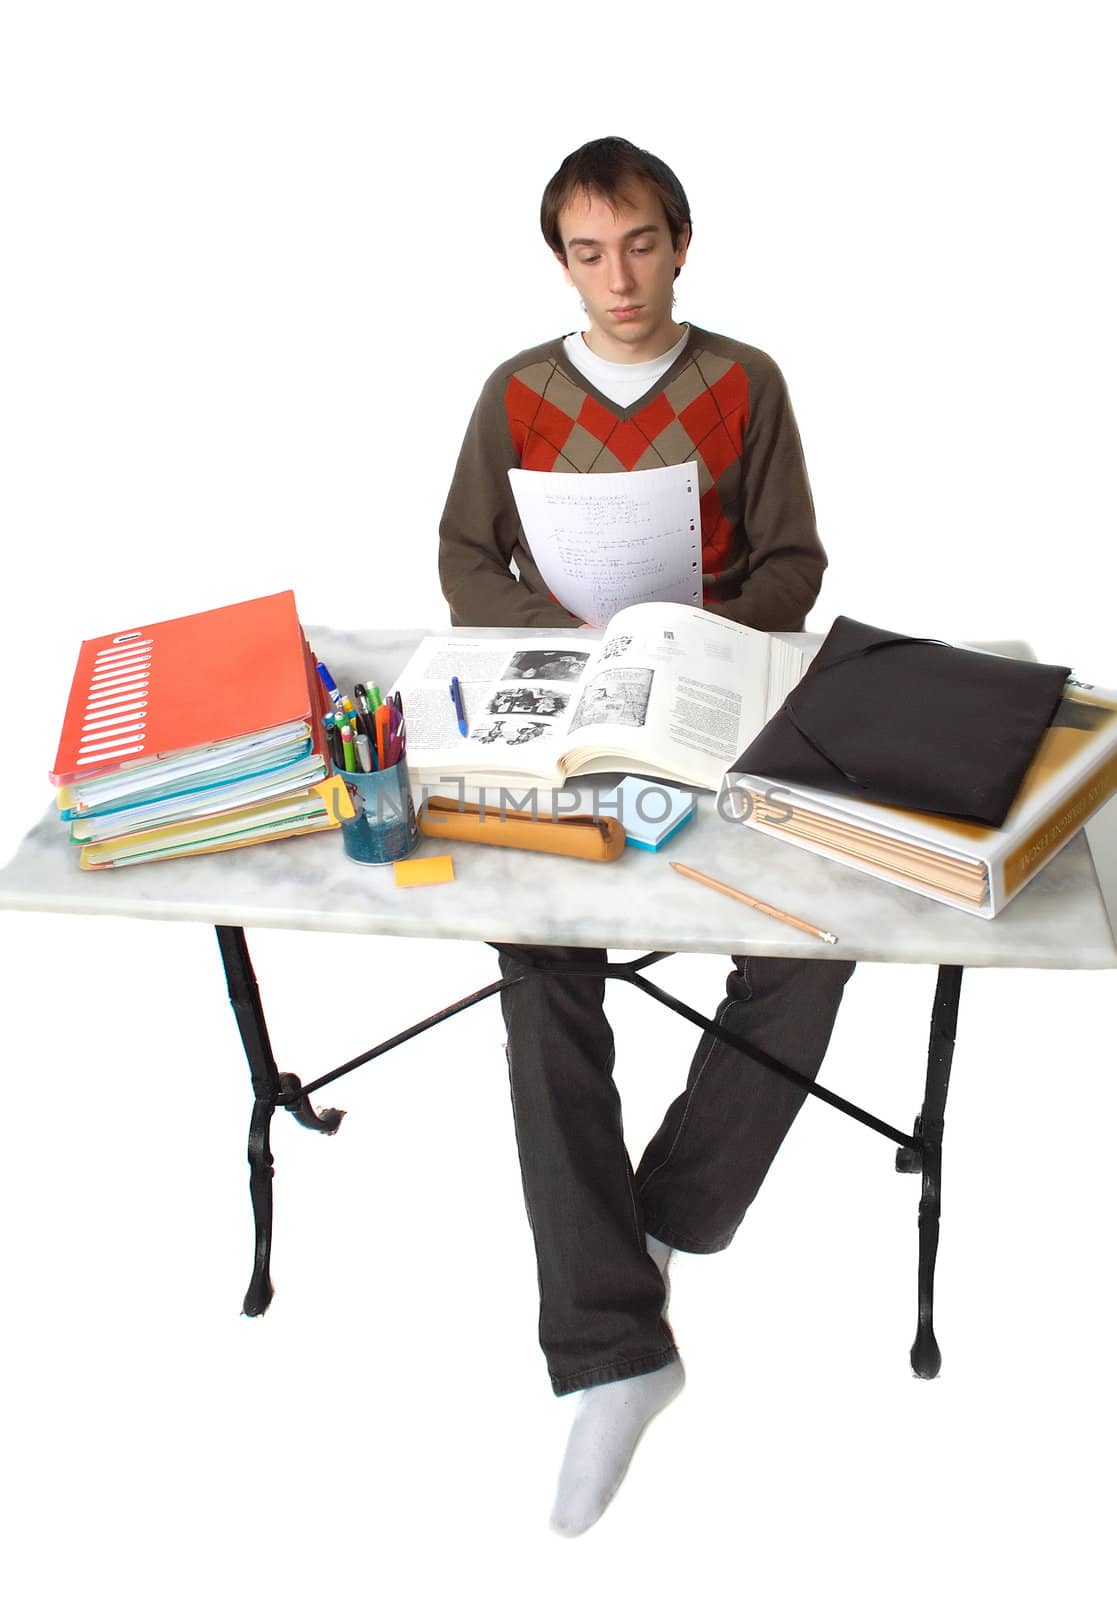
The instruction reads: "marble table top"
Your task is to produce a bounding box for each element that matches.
[2,627,1114,970]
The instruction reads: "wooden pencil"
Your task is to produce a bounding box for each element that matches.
[669,861,839,944]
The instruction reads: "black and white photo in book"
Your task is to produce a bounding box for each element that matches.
[567,668,653,731]
[501,650,590,682]
[487,688,569,717]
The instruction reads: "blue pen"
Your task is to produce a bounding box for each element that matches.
[316,661,343,710]
[449,676,468,737]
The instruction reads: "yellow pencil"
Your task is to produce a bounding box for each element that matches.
[669,861,839,945]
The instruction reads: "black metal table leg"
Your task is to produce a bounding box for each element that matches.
[216,925,344,1316]
[900,964,963,1379]
[210,931,964,1378]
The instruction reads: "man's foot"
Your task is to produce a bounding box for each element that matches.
[549,1359,685,1537]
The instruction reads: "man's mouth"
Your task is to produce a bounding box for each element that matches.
[609,305,643,321]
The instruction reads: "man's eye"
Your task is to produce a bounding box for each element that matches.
[577,254,601,265]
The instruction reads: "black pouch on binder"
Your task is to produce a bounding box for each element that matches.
[732,616,1070,826]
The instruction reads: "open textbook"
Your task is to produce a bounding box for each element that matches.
[392,601,807,795]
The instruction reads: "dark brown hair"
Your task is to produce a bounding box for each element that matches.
[540,137,692,271]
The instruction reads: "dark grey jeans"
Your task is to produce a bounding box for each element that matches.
[493,946,856,1395]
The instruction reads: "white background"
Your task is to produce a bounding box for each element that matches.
[1,3,1114,1594]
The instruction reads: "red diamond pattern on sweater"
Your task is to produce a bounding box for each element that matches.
[700,485,734,568]
[506,375,575,468]
[574,393,617,445]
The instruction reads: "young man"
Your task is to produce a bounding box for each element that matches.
[438,137,854,1536]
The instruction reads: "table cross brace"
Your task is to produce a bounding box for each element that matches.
[216,927,960,1376]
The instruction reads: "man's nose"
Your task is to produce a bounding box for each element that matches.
[608,252,635,295]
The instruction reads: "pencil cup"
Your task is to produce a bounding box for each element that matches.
[332,758,419,865]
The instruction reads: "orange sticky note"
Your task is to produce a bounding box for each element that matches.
[394,854,455,888]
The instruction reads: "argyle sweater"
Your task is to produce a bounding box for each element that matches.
[438,325,828,631]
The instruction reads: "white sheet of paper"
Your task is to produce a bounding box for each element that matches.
[508,462,703,627]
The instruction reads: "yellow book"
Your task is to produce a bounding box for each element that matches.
[79,777,353,870]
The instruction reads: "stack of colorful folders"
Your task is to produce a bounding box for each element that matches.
[49,591,352,869]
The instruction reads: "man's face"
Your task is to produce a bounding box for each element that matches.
[555,180,689,364]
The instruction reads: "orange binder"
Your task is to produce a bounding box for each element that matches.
[50,591,317,787]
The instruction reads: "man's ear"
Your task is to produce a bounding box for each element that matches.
[554,248,574,287]
[674,224,691,270]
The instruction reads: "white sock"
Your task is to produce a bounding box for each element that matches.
[646,1232,673,1309]
[646,1232,672,1279]
[549,1359,685,1537]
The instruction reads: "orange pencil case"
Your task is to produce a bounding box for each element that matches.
[418,796,625,862]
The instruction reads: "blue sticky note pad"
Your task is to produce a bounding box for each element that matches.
[599,776,698,851]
